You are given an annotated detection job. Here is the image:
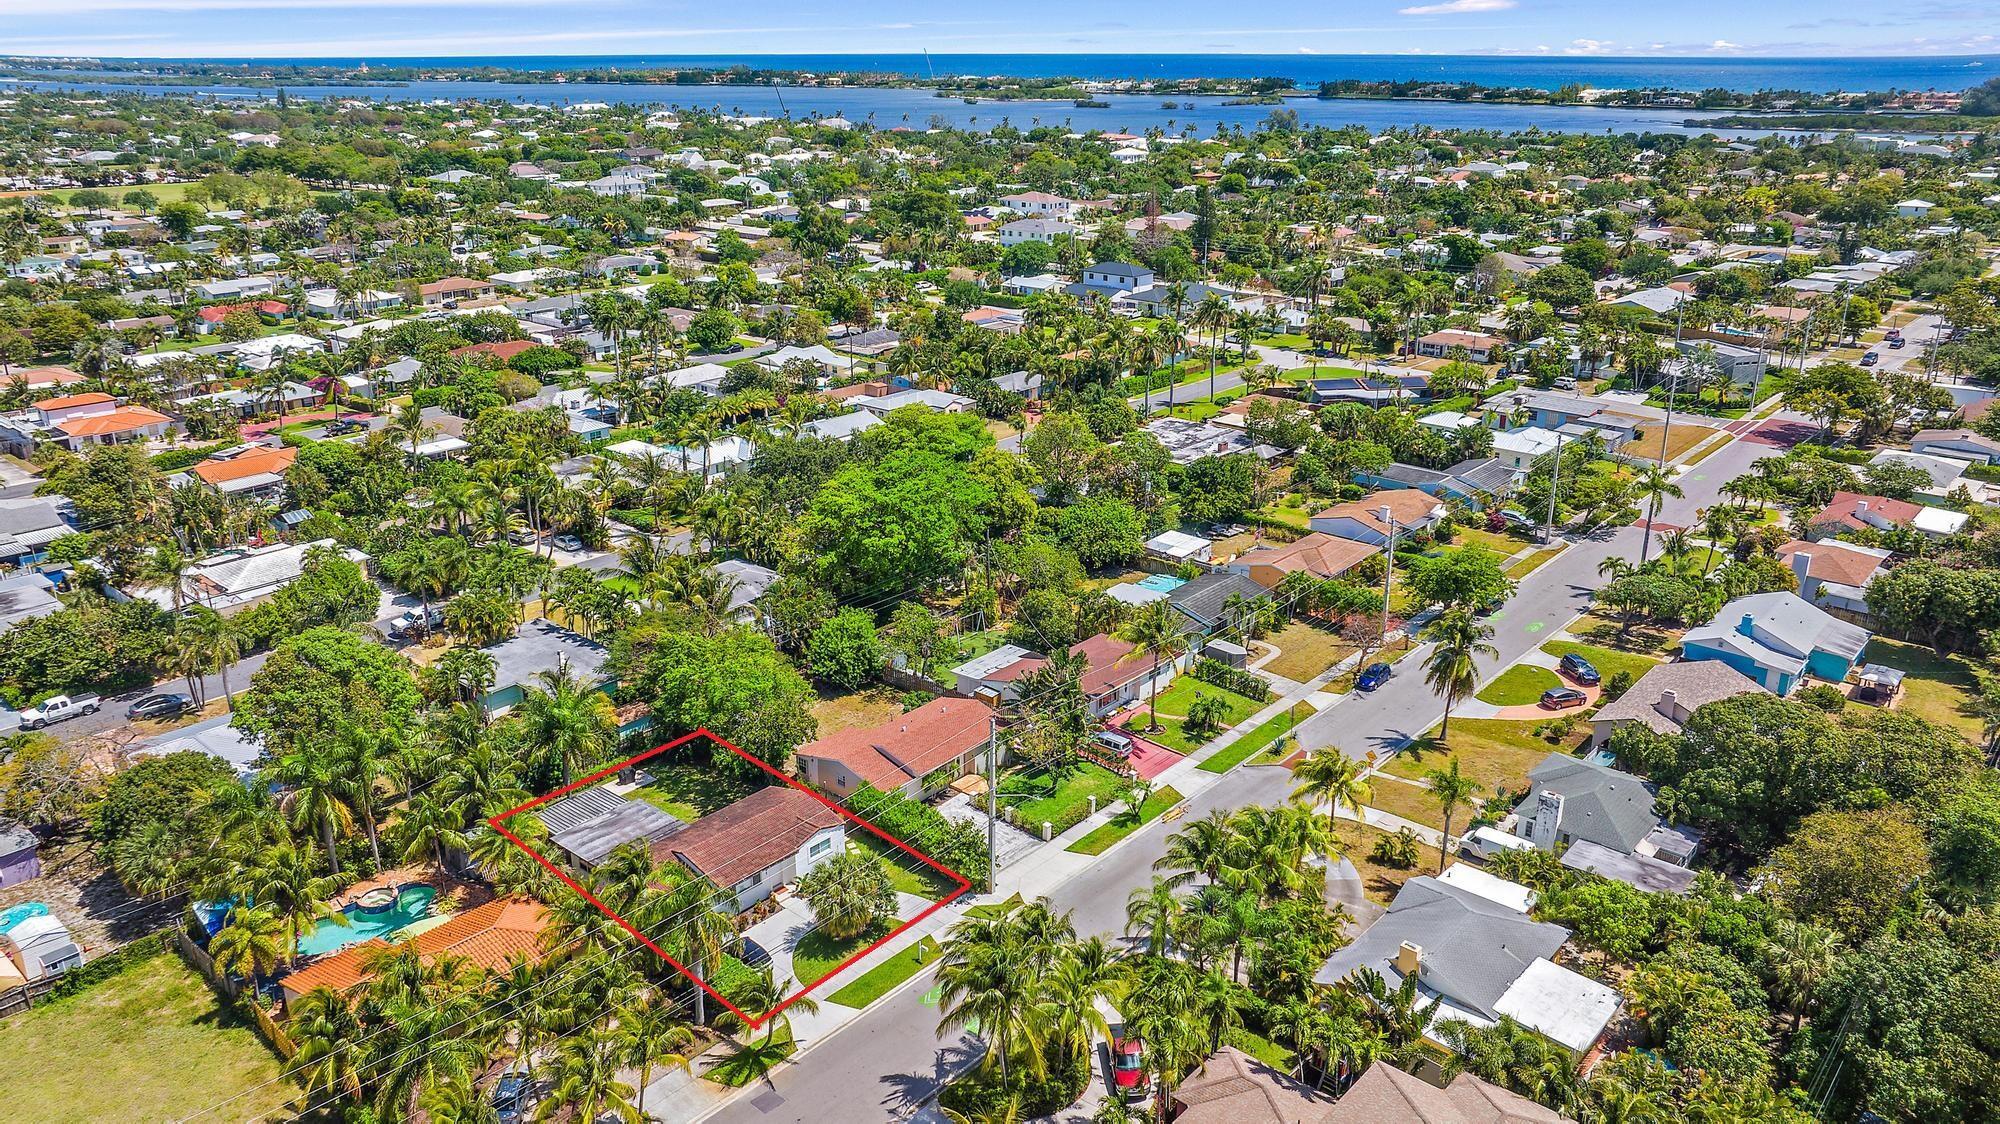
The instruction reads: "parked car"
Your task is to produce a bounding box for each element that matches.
[492,1071,529,1124]
[1356,662,1393,692]
[19,694,101,730]
[506,528,538,546]
[1094,729,1135,756]
[553,534,584,553]
[1557,653,1601,686]
[126,693,195,721]
[1554,375,1578,391]
[1889,337,1906,349]
[736,937,771,969]
[1498,509,1536,529]
[324,417,365,435]
[1860,351,1880,367]
[1111,1037,1149,1102]
[1540,686,1588,710]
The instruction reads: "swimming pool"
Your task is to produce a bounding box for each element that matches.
[296,884,438,957]
[1134,574,1187,593]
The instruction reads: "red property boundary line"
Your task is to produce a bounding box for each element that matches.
[487,729,971,1031]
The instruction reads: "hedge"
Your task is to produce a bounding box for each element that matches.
[150,442,236,472]
[939,1045,1090,1119]
[1194,657,1271,702]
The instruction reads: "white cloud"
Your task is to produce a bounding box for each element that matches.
[1709,39,1743,49]
[1565,37,1613,53]
[1397,0,1515,14]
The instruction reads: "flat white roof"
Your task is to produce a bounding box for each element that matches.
[952,644,1036,680]
[1436,864,1537,914]
[1492,957,1623,1052]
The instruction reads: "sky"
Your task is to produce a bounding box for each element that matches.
[2,0,1997,61]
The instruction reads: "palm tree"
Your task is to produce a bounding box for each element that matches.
[618,992,699,1112]
[394,794,470,869]
[516,666,619,785]
[1154,810,1236,888]
[1422,758,1480,873]
[935,914,1053,1085]
[1419,608,1496,742]
[330,724,393,867]
[387,402,435,469]
[1121,600,1189,734]
[538,1028,643,1124]
[1288,752,1370,866]
[173,606,240,710]
[1634,464,1684,566]
[286,986,365,1103]
[241,839,347,966]
[795,850,896,941]
[1125,877,1184,957]
[1764,919,1840,1038]
[209,903,286,982]
[273,751,357,874]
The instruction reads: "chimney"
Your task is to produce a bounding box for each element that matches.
[1526,791,1564,851]
[1854,499,1868,515]
[1395,941,1423,976]
[1658,688,1679,720]
[1790,550,1814,589]
[1740,613,1756,637]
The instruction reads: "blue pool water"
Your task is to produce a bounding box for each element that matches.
[296,885,438,957]
[0,903,50,934]
[1135,574,1187,593]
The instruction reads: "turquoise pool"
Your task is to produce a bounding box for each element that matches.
[1135,574,1187,593]
[297,884,438,957]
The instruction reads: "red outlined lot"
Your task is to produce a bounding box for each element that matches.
[487,729,971,1030]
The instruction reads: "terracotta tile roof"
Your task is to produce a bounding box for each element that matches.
[34,391,115,411]
[1813,490,1922,531]
[1777,539,1890,588]
[655,785,843,890]
[197,300,288,322]
[280,897,550,995]
[1313,489,1442,535]
[450,339,539,361]
[190,446,297,486]
[56,406,171,438]
[1236,532,1377,582]
[14,366,84,387]
[796,696,993,791]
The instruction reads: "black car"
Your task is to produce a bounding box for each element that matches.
[126,693,195,720]
[1557,652,1601,686]
[324,417,365,435]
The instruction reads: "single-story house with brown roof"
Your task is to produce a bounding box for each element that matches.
[796,696,994,801]
[1309,489,1446,547]
[1171,1045,1335,1123]
[1326,1061,1571,1122]
[653,785,846,913]
[1229,532,1377,589]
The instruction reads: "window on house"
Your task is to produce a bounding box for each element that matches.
[808,837,834,860]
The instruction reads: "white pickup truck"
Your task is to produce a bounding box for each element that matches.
[18,694,101,730]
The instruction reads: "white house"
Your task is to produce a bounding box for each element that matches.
[653,786,846,913]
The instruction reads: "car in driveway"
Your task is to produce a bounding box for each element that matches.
[1111,1037,1148,1102]
[126,693,196,721]
[553,534,584,553]
[1540,686,1589,710]
[1557,652,1601,686]
[1356,662,1393,692]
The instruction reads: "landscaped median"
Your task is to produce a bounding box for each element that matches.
[1198,702,1317,773]
[1064,785,1185,855]
[826,936,943,1010]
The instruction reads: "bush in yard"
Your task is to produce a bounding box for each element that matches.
[1601,669,1633,703]
[1796,684,1848,713]
[1184,692,1232,740]
[1371,827,1422,869]
[795,849,897,939]
[807,609,884,690]
[1193,657,1270,701]
[939,1044,1090,1120]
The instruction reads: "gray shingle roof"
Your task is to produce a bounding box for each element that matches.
[1168,571,1270,630]
[1523,754,1661,854]
[1314,876,1569,1017]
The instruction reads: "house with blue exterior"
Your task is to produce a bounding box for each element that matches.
[1679,592,1870,696]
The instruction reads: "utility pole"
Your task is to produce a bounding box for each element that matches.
[984,713,999,895]
[1378,506,1398,650]
[1542,430,1566,544]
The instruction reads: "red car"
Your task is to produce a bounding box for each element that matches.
[1112,1038,1149,1102]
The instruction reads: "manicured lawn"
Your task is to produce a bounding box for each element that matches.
[1386,719,1578,798]
[966,894,1023,920]
[1361,775,1450,830]
[1571,610,1684,658]
[1255,498,1313,531]
[1262,620,1356,682]
[1138,676,1264,752]
[827,937,942,1009]
[998,762,1128,833]
[1066,786,1185,855]
[1475,664,1561,706]
[1847,637,1983,740]
[635,763,757,823]
[1335,820,1445,903]
[1226,1028,1297,1072]
[855,836,958,900]
[1451,526,1533,557]
[1506,547,1564,579]
[1200,702,1316,773]
[0,950,298,1123]
[1539,641,1659,688]
[703,1027,797,1087]
[791,920,894,987]
[956,629,1009,661]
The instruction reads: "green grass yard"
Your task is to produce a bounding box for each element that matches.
[1200,702,1316,774]
[855,836,958,900]
[1386,718,1584,797]
[1261,620,1356,682]
[0,950,298,1123]
[790,920,894,987]
[635,764,757,824]
[1360,775,1450,830]
[1066,785,1185,855]
[1539,640,1659,688]
[1475,664,1561,706]
[1137,676,1264,752]
[966,894,1024,920]
[998,762,1128,834]
[1847,637,1983,740]
[827,937,942,1009]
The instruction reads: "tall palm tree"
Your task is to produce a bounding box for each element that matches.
[1764,919,1840,1038]
[286,985,365,1103]
[273,751,357,874]
[241,839,347,966]
[1288,752,1371,866]
[1420,609,1496,742]
[173,606,240,710]
[1125,876,1184,957]
[209,903,286,982]
[1154,810,1237,888]
[394,794,470,869]
[516,666,619,785]
[538,1028,643,1124]
[1121,600,1189,734]
[935,914,1053,1085]
[1634,464,1684,566]
[618,992,699,1111]
[1422,758,1480,873]
[330,724,394,867]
